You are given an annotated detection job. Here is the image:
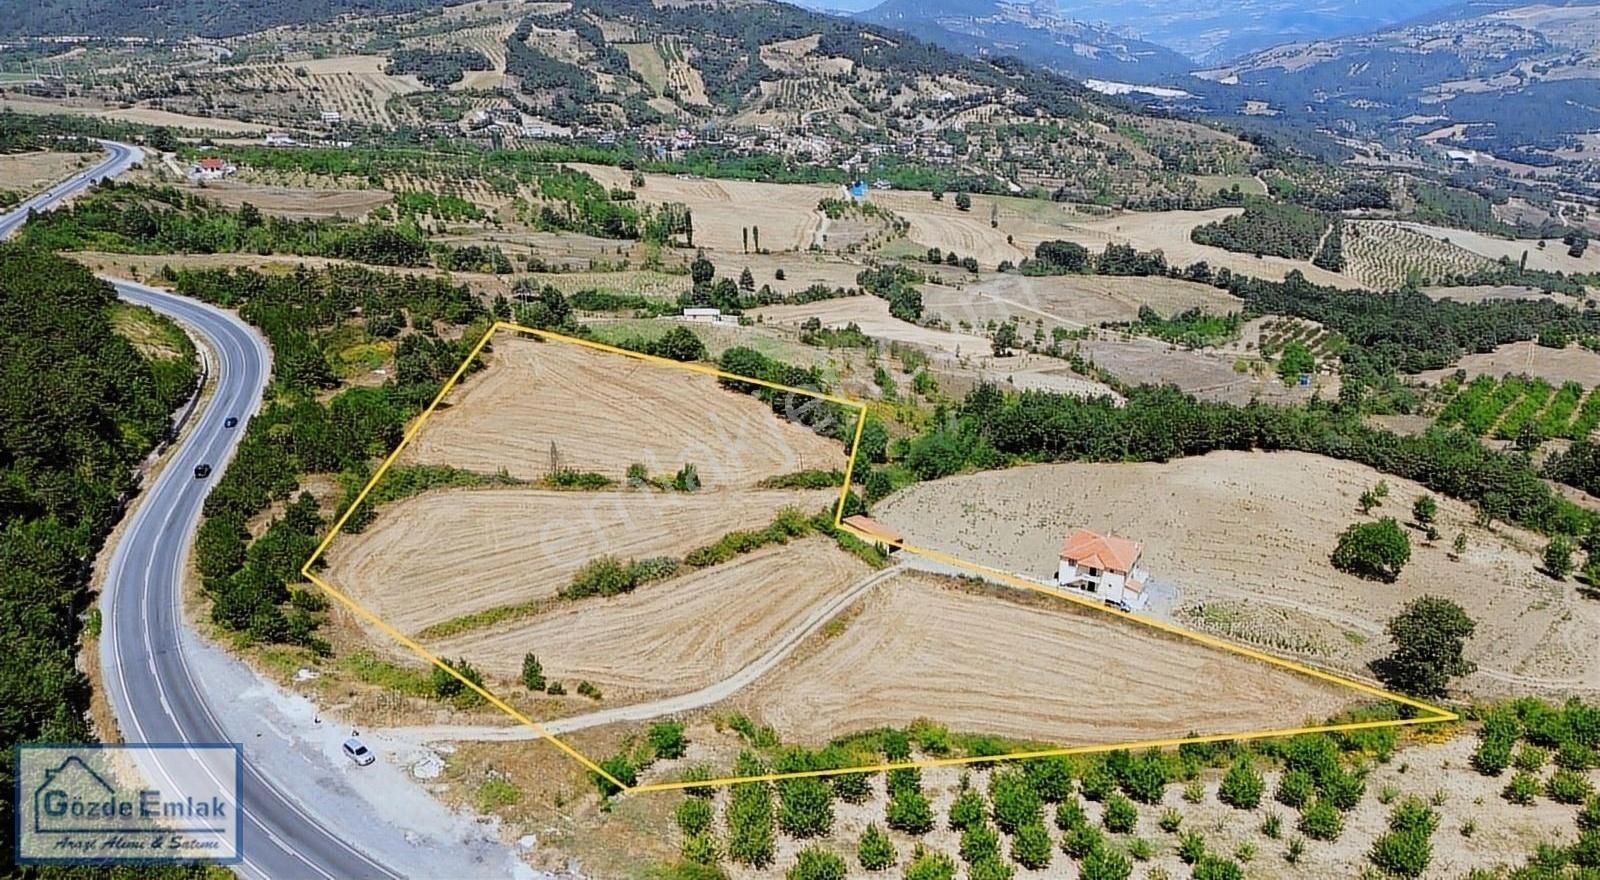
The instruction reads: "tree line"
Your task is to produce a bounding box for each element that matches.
[0,244,207,878]
[173,263,489,647]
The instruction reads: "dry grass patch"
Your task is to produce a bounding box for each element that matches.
[577,164,832,253]
[1418,340,1600,387]
[0,150,93,192]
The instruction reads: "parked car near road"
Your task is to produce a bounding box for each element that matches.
[342,738,375,766]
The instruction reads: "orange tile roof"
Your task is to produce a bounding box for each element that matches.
[1059,528,1142,573]
[843,515,903,545]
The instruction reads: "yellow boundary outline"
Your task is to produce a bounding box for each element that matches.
[301,320,1456,795]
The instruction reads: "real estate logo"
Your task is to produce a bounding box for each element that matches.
[15,744,243,865]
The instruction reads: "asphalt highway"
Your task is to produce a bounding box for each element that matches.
[1,145,405,879]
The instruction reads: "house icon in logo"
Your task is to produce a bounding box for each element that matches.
[33,755,121,834]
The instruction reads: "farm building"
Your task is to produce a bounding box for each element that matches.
[1055,528,1148,608]
[680,308,739,326]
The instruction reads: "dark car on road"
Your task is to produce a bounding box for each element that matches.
[223,416,238,428]
[194,464,212,479]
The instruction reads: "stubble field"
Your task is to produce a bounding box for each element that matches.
[428,538,870,698]
[399,334,848,485]
[736,571,1355,745]
[321,485,839,635]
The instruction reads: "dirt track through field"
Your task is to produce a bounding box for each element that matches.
[322,487,837,635]
[429,539,870,698]
[739,573,1354,745]
[402,334,847,486]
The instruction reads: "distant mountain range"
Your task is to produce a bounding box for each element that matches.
[857,0,1195,80]
[850,0,1464,64]
[1189,0,1600,154]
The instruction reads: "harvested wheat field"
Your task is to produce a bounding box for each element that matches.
[1416,339,1600,387]
[0,150,92,192]
[873,450,1600,697]
[930,272,1243,329]
[401,334,847,486]
[576,164,833,253]
[429,540,870,698]
[178,182,393,218]
[321,487,838,635]
[738,572,1355,745]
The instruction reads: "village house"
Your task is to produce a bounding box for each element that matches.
[190,157,235,180]
[1055,528,1148,609]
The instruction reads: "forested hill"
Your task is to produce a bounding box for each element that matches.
[0,0,462,38]
[0,244,199,874]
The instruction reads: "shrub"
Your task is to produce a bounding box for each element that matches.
[1557,741,1598,772]
[1575,829,1600,868]
[989,769,1043,834]
[576,680,602,700]
[680,833,719,866]
[1080,845,1133,880]
[1389,797,1439,836]
[1056,797,1088,831]
[1323,770,1366,812]
[832,771,872,804]
[1413,495,1436,525]
[1012,821,1053,869]
[1331,517,1410,581]
[902,847,956,880]
[1119,751,1169,804]
[1182,780,1206,804]
[1024,755,1075,803]
[1298,799,1343,841]
[1472,735,1514,776]
[959,822,1001,864]
[726,764,775,867]
[1370,828,1432,878]
[778,777,835,838]
[1129,837,1155,861]
[857,824,895,870]
[1191,854,1244,880]
[1218,760,1264,810]
[1549,768,1594,805]
[1063,824,1105,859]
[948,788,986,831]
[1177,830,1206,864]
[520,652,544,691]
[650,721,687,760]
[1080,763,1115,801]
[1284,836,1306,864]
[1102,794,1138,833]
[1514,744,1549,772]
[676,796,714,837]
[592,753,637,798]
[967,857,1013,880]
[1503,771,1541,805]
[787,848,846,880]
[1579,795,1600,832]
[1158,808,1182,833]
[886,787,934,835]
[545,681,566,696]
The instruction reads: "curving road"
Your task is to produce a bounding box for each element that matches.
[3,146,406,879]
